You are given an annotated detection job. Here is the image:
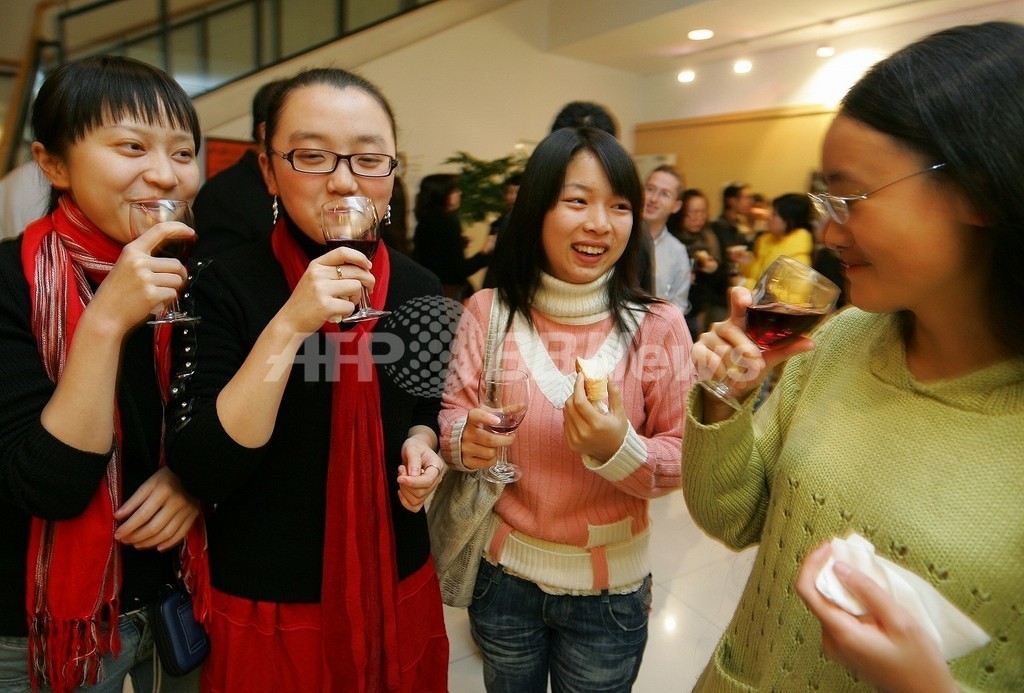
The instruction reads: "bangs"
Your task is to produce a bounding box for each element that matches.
[62,58,200,150]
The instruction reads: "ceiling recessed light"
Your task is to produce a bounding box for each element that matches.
[687,29,714,41]
[816,45,836,58]
[733,59,752,74]
[677,70,696,83]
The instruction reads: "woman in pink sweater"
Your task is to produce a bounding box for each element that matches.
[439,127,693,692]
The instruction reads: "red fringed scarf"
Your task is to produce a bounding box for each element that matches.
[270,219,401,692]
[20,195,209,692]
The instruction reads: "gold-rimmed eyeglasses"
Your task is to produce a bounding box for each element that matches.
[269,148,398,178]
[808,162,946,225]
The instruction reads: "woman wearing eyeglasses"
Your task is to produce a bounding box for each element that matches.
[684,22,1024,692]
[165,68,449,692]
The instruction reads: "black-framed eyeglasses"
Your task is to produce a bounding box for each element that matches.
[808,162,947,225]
[269,148,398,178]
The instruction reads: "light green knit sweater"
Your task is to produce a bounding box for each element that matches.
[683,308,1024,692]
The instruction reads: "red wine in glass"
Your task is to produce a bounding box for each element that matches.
[128,200,199,325]
[321,196,391,323]
[697,255,840,410]
[325,237,378,260]
[154,235,197,265]
[478,368,530,484]
[488,409,526,435]
[745,302,830,350]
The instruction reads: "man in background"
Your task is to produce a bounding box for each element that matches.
[193,78,284,258]
[710,181,754,284]
[642,165,690,316]
[0,160,48,239]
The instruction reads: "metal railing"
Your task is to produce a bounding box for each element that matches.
[3,0,434,172]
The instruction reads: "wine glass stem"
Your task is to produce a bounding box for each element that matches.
[359,287,372,311]
[494,445,509,472]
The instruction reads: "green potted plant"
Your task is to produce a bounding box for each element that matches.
[443,151,527,224]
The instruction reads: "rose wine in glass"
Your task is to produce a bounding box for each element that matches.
[698,255,840,409]
[129,200,199,325]
[321,197,391,323]
[478,368,530,484]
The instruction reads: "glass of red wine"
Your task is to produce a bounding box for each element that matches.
[321,196,391,324]
[478,368,531,484]
[699,255,840,409]
[129,199,199,325]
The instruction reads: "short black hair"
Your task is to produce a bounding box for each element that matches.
[251,79,286,142]
[550,101,618,137]
[31,54,200,212]
[771,193,812,233]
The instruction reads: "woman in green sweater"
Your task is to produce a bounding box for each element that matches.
[685,21,1024,692]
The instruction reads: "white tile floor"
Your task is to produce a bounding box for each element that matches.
[443,493,757,692]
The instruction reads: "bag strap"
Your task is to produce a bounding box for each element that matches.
[483,290,508,374]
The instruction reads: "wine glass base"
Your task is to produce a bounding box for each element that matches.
[697,378,743,411]
[148,313,201,326]
[484,463,522,484]
[342,308,392,324]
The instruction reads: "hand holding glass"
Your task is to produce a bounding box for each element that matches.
[698,255,841,409]
[478,368,530,484]
[320,196,391,323]
[128,200,199,325]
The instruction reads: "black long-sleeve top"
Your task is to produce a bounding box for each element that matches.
[193,150,276,259]
[413,210,489,288]
[167,229,443,603]
[0,238,176,636]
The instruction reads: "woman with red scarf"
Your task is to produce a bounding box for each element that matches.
[0,56,203,692]
[166,68,450,692]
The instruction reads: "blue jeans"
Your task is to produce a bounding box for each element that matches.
[468,559,652,693]
[0,609,200,693]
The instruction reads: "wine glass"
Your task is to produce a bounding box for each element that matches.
[698,255,841,409]
[478,368,530,484]
[129,200,199,325]
[321,196,391,323]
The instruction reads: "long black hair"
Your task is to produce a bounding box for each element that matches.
[772,193,812,233]
[840,21,1024,356]
[489,127,656,335]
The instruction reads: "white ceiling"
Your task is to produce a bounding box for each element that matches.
[547,0,1013,74]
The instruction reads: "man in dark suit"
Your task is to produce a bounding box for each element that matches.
[193,79,284,258]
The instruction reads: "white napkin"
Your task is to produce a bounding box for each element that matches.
[814,533,990,660]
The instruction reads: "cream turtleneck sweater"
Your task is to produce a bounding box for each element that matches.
[440,273,694,594]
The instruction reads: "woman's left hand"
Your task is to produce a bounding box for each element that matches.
[795,542,958,693]
[562,376,628,462]
[397,435,444,512]
[113,467,200,552]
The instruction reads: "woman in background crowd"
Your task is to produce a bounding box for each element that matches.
[674,188,728,335]
[413,173,493,302]
[742,192,814,288]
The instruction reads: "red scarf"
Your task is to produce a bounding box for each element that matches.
[270,219,400,692]
[21,196,209,692]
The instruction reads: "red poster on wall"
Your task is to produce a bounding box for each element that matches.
[205,138,255,179]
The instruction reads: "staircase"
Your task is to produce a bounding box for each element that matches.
[1,0,445,173]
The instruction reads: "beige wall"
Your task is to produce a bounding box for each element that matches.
[635,106,836,207]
